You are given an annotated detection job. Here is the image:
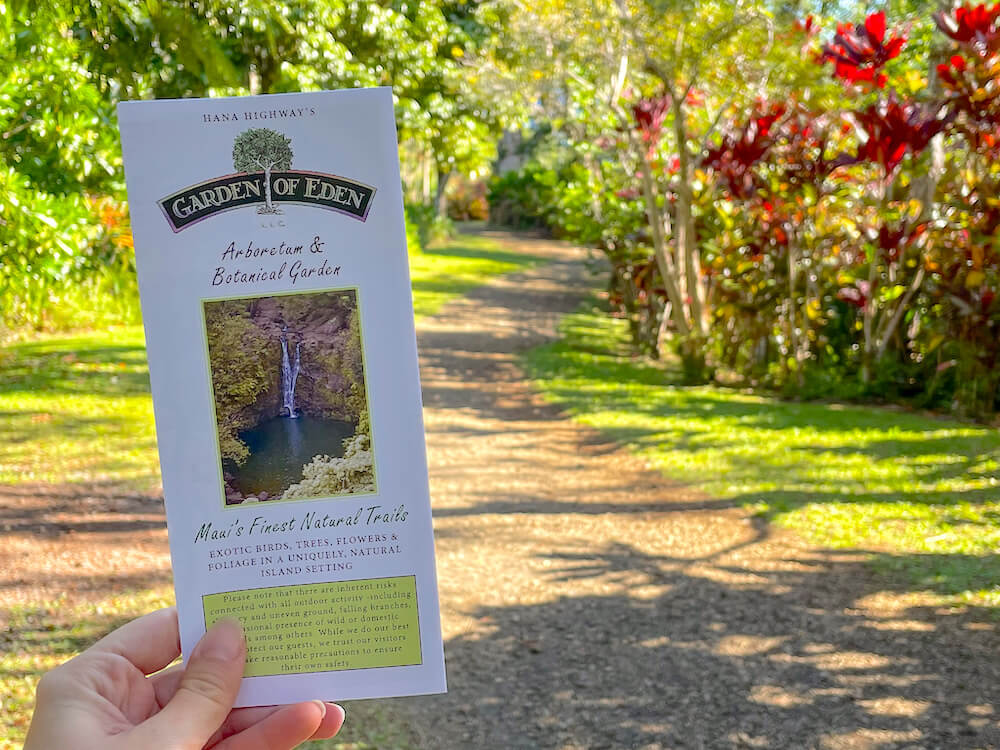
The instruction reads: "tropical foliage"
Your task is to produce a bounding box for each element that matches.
[0,0,502,333]
[489,2,1000,418]
[6,0,1000,418]
[282,432,375,499]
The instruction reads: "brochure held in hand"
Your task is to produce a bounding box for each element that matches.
[118,88,446,707]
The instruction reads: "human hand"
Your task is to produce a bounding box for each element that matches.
[24,607,345,749]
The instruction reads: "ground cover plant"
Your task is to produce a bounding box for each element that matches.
[523,300,1000,611]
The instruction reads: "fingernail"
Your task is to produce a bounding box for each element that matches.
[311,700,328,718]
[195,618,245,661]
[326,702,346,723]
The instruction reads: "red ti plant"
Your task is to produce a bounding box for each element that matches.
[623,90,705,357]
[791,15,821,57]
[767,109,844,380]
[934,3,1000,52]
[924,218,1000,414]
[929,5,1000,413]
[814,8,941,380]
[834,93,944,381]
[822,11,906,89]
[794,15,819,37]
[772,108,839,187]
[631,95,671,157]
[935,5,1000,151]
[704,103,846,383]
[841,95,947,179]
[702,101,786,199]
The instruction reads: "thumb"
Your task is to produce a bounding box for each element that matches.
[136,618,246,748]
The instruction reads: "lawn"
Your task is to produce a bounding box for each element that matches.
[408,233,543,320]
[0,327,158,490]
[522,302,1000,610]
[0,232,538,748]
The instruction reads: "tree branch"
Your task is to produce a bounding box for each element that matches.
[875,266,926,363]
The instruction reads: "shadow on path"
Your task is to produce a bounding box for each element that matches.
[431,542,999,749]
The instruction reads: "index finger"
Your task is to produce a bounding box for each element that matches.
[89,607,181,675]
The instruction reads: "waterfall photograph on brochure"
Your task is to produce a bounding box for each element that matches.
[202,287,375,506]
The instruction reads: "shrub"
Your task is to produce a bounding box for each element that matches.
[405,203,454,247]
[282,432,375,499]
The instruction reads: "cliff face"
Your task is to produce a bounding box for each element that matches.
[204,289,368,466]
[248,293,366,423]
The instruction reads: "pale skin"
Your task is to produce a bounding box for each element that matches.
[24,608,345,750]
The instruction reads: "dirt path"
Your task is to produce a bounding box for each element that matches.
[400,231,1000,749]
[2,231,998,749]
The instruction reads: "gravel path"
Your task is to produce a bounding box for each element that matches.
[399,230,1000,750]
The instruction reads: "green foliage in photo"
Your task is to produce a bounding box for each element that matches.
[203,302,274,464]
[283,432,375,500]
[203,291,369,467]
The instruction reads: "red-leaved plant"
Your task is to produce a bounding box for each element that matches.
[841,95,946,178]
[702,102,786,198]
[631,95,671,156]
[822,11,906,88]
[934,3,1000,51]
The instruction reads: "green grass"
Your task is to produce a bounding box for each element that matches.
[408,233,543,320]
[522,303,1000,610]
[0,327,159,490]
[0,232,537,747]
[1,588,176,749]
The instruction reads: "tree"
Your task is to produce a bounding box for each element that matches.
[232,128,294,214]
[0,0,129,330]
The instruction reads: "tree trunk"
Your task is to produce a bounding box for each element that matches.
[787,241,799,384]
[678,334,709,384]
[436,169,453,219]
[583,152,604,225]
[263,166,275,213]
[422,155,432,204]
[671,93,707,339]
[634,144,690,337]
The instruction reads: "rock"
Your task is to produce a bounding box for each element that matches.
[258,491,269,501]
[243,496,259,503]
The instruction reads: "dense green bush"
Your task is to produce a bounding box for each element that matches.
[487,165,560,229]
[445,177,489,221]
[2,0,501,334]
[405,203,455,248]
[203,301,274,464]
[282,432,375,499]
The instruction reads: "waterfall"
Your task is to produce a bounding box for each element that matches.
[280,337,301,418]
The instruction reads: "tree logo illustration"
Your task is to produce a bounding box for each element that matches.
[157,125,376,232]
[232,128,293,215]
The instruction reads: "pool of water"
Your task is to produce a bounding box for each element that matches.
[231,415,355,497]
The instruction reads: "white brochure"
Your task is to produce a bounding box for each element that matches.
[118,88,446,707]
